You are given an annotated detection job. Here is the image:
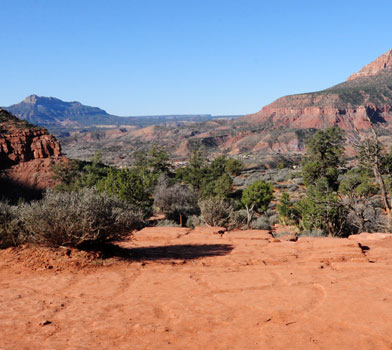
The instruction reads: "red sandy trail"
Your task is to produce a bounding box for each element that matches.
[1,227,392,349]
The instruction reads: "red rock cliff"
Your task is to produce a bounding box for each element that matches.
[0,108,61,168]
[0,108,65,189]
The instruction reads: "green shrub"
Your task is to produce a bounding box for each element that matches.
[277,192,298,225]
[225,158,244,176]
[20,188,143,248]
[241,180,274,227]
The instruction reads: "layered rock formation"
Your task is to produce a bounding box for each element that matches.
[0,108,61,167]
[0,108,64,190]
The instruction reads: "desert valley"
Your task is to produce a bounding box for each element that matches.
[1,45,392,349]
[6,0,392,336]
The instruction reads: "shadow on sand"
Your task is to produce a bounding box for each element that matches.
[96,243,234,261]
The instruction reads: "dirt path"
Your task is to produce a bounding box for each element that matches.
[1,227,392,349]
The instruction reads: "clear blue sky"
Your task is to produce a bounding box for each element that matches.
[1,0,391,116]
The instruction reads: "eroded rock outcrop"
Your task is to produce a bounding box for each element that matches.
[0,108,61,167]
[0,108,65,189]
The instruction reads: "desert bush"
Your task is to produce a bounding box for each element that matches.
[277,192,299,226]
[295,178,304,185]
[230,209,248,228]
[368,197,383,208]
[20,188,143,248]
[225,158,244,176]
[273,169,291,182]
[345,204,384,233]
[156,219,181,227]
[186,215,206,228]
[300,229,325,237]
[250,215,271,230]
[0,202,24,248]
[268,214,279,226]
[154,176,199,223]
[274,183,289,189]
[265,208,276,217]
[232,177,245,187]
[287,185,299,192]
[199,197,233,227]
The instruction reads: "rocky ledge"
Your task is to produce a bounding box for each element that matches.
[0,108,62,169]
[0,108,65,190]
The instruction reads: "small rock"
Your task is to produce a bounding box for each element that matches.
[39,320,52,326]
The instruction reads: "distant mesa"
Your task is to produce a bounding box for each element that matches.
[5,94,110,128]
[3,95,226,131]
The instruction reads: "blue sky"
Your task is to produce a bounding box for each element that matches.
[1,0,391,116]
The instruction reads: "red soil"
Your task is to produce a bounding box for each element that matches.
[1,227,392,349]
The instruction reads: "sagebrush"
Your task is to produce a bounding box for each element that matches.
[19,188,143,248]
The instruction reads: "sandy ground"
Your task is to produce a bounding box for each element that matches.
[1,227,392,350]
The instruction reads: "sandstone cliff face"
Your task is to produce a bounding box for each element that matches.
[0,109,61,168]
[245,101,392,131]
[0,108,64,189]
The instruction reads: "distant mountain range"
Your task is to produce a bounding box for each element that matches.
[4,95,240,131]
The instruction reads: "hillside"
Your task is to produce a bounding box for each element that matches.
[244,49,392,130]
